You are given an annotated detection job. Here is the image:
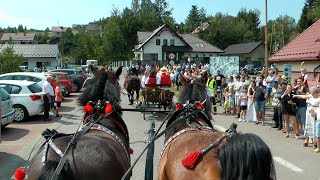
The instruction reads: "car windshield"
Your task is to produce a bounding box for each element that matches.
[0,87,10,101]
[28,83,42,93]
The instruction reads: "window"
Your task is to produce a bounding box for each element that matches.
[170,39,175,46]
[163,39,167,46]
[0,87,10,101]
[156,39,160,45]
[28,83,42,93]
[11,85,22,94]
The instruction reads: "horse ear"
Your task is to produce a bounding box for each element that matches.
[115,66,123,79]
[179,72,186,86]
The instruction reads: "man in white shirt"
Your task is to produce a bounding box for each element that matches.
[141,71,149,90]
[233,75,243,118]
[42,76,54,121]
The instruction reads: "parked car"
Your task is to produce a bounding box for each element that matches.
[51,69,87,92]
[45,72,74,96]
[0,80,43,121]
[0,72,67,97]
[0,87,15,129]
[19,66,31,72]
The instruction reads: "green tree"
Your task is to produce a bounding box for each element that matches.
[59,28,75,56]
[17,24,24,32]
[37,32,50,44]
[184,5,207,33]
[237,8,261,41]
[298,0,320,32]
[0,46,23,73]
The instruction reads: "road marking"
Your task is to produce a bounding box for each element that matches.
[213,125,226,131]
[213,125,304,174]
[273,157,304,173]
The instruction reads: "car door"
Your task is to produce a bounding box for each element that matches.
[0,87,12,116]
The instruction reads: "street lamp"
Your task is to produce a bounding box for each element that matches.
[264,0,269,77]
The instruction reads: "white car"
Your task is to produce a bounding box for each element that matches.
[0,80,44,121]
[0,87,15,129]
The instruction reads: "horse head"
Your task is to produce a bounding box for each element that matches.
[165,72,212,141]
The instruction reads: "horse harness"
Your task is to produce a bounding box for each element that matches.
[34,111,130,180]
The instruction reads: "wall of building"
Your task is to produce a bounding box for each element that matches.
[143,30,186,61]
[25,57,58,68]
[239,44,265,67]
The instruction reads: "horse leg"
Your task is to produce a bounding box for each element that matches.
[127,93,132,105]
[130,92,134,105]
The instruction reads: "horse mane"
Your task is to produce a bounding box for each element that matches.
[218,133,276,180]
[78,70,121,111]
[166,76,213,129]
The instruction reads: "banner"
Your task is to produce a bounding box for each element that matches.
[209,56,239,77]
[283,64,292,84]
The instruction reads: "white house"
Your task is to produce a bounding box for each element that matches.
[134,24,223,65]
[0,44,60,68]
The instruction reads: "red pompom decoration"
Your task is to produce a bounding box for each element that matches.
[14,168,26,180]
[83,102,94,114]
[176,103,183,110]
[181,151,202,169]
[105,103,113,114]
[130,148,134,154]
[194,102,204,109]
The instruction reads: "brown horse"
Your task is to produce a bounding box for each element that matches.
[158,73,276,180]
[124,72,140,106]
[26,67,132,180]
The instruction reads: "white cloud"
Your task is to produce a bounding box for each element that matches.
[0,10,54,30]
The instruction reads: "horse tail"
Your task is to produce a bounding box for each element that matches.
[38,160,74,180]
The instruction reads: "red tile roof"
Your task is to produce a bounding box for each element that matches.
[269,19,320,62]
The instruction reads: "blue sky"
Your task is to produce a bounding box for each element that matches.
[0,0,305,30]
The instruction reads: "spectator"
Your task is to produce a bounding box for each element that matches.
[223,88,230,113]
[239,88,248,122]
[141,71,149,90]
[294,77,307,133]
[294,87,320,148]
[253,75,267,125]
[206,73,217,115]
[42,76,54,121]
[300,61,309,89]
[55,81,63,117]
[246,81,257,122]
[227,76,235,114]
[280,84,298,139]
[215,70,225,103]
[271,81,282,129]
[234,75,243,118]
[266,70,275,105]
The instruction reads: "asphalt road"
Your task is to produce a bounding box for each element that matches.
[1,75,320,180]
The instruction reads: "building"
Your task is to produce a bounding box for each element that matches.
[0,44,60,68]
[222,42,265,67]
[51,26,67,36]
[269,19,320,85]
[134,24,223,65]
[0,33,37,44]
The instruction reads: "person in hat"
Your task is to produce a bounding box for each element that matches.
[159,67,171,90]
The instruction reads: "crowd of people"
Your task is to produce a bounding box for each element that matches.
[127,61,320,153]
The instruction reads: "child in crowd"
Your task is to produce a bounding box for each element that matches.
[55,81,63,117]
[239,88,248,122]
[228,88,235,114]
[223,88,230,113]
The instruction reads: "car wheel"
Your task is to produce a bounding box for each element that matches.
[13,105,29,122]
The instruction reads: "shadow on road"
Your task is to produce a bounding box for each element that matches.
[59,106,76,112]
[1,127,30,141]
[62,98,73,103]
[0,152,27,180]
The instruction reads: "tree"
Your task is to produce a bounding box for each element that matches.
[59,28,75,56]
[184,5,207,33]
[237,8,261,41]
[298,0,320,32]
[0,46,23,74]
[17,24,24,32]
[37,32,50,44]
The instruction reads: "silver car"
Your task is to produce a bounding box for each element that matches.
[0,87,15,129]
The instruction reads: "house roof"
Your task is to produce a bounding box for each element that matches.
[1,33,36,41]
[136,24,223,53]
[51,26,67,33]
[223,41,263,55]
[269,19,320,62]
[0,44,59,58]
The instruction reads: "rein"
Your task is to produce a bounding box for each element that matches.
[49,111,114,180]
[121,109,203,180]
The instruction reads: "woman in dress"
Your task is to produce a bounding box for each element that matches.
[294,87,320,147]
[246,81,257,122]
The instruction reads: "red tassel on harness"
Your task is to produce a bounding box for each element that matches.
[181,151,202,169]
[130,148,134,154]
[14,168,26,180]
[83,102,94,114]
[176,103,183,110]
[105,102,113,114]
[194,102,204,109]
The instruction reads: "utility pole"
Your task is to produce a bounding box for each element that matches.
[264,0,269,77]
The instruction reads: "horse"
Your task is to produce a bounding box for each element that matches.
[157,72,276,180]
[26,67,132,180]
[124,72,140,106]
